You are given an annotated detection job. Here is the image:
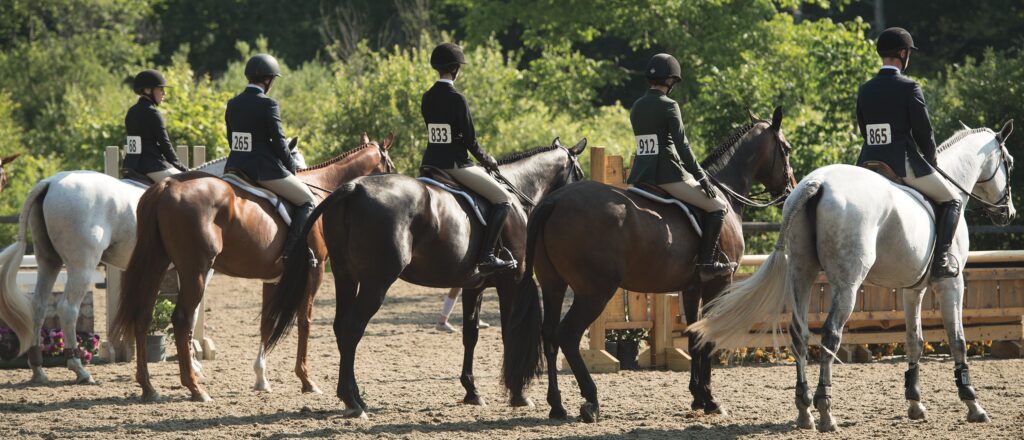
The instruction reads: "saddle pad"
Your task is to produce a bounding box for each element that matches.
[221,174,292,225]
[892,183,935,221]
[120,178,149,190]
[417,177,487,225]
[626,187,703,236]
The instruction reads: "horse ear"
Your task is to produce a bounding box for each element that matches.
[288,137,299,151]
[771,106,784,131]
[1,153,21,164]
[998,120,1014,142]
[360,132,370,144]
[747,109,760,122]
[551,137,562,147]
[571,138,587,155]
[959,120,971,130]
[382,132,395,150]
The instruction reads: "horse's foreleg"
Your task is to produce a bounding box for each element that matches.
[57,269,96,384]
[815,282,858,432]
[28,260,60,384]
[934,278,989,423]
[902,287,927,421]
[295,267,324,394]
[459,287,486,406]
[173,270,210,402]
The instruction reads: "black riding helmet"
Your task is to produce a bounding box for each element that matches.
[245,54,283,81]
[132,70,168,93]
[646,53,683,82]
[430,43,467,70]
[877,27,917,70]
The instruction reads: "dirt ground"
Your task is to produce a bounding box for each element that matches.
[1,275,1022,439]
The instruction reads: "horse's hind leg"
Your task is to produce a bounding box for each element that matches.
[902,287,928,420]
[698,276,733,416]
[254,283,275,392]
[27,256,61,384]
[57,266,99,384]
[335,277,391,418]
[537,253,569,419]
[459,286,486,405]
[681,287,704,411]
[814,281,859,432]
[294,266,325,394]
[173,268,212,402]
[788,259,820,429]
[933,277,990,423]
[558,283,618,423]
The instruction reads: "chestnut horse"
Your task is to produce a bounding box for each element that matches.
[511,108,796,422]
[262,138,587,418]
[111,134,395,402]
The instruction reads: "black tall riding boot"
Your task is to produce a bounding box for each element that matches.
[931,199,963,278]
[282,202,317,267]
[477,202,516,276]
[697,210,734,279]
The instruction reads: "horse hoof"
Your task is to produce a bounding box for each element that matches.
[141,391,162,403]
[191,393,213,403]
[75,375,97,385]
[907,401,927,420]
[549,406,569,420]
[302,384,322,394]
[462,395,487,406]
[579,402,600,423]
[342,408,368,420]
[704,404,727,416]
[816,418,838,432]
[253,381,272,392]
[510,396,534,408]
[690,399,704,411]
[967,409,991,423]
[796,410,815,429]
[29,372,49,385]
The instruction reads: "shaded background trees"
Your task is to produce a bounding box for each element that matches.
[0,0,1019,249]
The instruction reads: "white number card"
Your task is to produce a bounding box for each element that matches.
[231,132,253,152]
[126,136,142,155]
[428,123,451,144]
[866,123,891,146]
[635,134,659,156]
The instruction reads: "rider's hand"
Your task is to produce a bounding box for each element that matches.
[698,176,718,200]
[172,161,188,172]
[481,155,499,172]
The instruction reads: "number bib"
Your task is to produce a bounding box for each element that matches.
[866,123,891,146]
[231,132,253,152]
[428,123,451,144]
[635,134,659,156]
[126,136,142,155]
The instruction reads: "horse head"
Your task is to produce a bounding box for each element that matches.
[974,120,1015,226]
[287,137,307,169]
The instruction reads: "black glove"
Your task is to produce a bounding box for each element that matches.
[698,176,718,200]
[172,161,188,172]
[481,155,499,172]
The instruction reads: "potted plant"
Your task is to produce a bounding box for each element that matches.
[606,328,648,370]
[147,299,174,362]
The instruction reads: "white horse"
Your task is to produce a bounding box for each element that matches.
[691,123,1015,432]
[0,142,305,385]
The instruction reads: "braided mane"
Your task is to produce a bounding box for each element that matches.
[936,127,994,155]
[190,156,227,170]
[497,145,561,165]
[299,143,376,171]
[700,121,763,174]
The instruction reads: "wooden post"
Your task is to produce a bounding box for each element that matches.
[100,146,132,362]
[639,294,691,371]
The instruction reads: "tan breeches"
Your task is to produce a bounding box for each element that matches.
[446,166,511,204]
[904,156,958,203]
[658,179,729,213]
[259,174,317,205]
[145,167,181,182]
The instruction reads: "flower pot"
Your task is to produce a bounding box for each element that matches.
[617,340,640,370]
[146,334,166,363]
[604,341,618,357]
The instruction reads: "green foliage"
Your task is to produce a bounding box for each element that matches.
[150,299,174,336]
[0,92,62,244]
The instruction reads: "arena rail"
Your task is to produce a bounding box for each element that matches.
[574,147,1024,373]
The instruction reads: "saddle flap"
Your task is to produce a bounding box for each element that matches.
[418,166,462,188]
[222,169,293,225]
[635,182,671,198]
[121,168,155,186]
[860,161,904,185]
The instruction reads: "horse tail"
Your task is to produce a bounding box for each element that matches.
[110,182,172,345]
[262,182,356,353]
[501,199,552,396]
[0,179,51,355]
[690,178,824,349]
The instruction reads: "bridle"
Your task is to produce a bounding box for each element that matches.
[934,141,1014,214]
[488,145,584,208]
[711,125,795,208]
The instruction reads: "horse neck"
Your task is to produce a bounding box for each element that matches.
[937,133,998,198]
[501,150,568,203]
[298,147,380,191]
[709,128,766,211]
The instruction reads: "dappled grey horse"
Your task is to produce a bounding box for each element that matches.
[691,123,1014,432]
[0,145,305,385]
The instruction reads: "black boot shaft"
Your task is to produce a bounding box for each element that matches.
[931,199,963,278]
[477,202,516,275]
[697,209,733,279]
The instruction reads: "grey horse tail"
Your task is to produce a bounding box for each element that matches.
[0,178,52,355]
[774,178,823,252]
[262,182,358,353]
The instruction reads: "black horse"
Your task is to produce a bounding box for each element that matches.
[262,138,587,417]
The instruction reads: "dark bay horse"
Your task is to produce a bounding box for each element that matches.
[512,108,796,422]
[262,138,587,418]
[111,134,395,402]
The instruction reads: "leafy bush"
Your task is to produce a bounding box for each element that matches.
[150,299,174,336]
